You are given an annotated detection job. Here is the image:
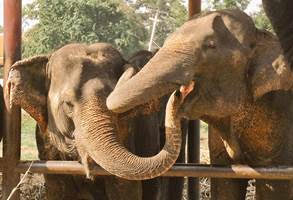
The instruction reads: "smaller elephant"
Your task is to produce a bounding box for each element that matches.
[107,9,293,200]
[7,43,183,199]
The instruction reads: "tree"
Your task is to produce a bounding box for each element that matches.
[22,0,147,58]
[252,8,273,32]
[206,0,273,32]
[206,0,251,10]
[129,0,187,50]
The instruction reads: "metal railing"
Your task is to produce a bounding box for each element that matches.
[2,160,293,180]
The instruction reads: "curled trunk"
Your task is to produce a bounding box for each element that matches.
[79,92,182,180]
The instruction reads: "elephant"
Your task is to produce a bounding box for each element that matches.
[106,9,293,200]
[7,43,183,200]
[262,0,293,69]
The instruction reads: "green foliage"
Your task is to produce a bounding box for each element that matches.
[0,68,3,78]
[206,0,273,32]
[130,0,187,49]
[21,111,38,160]
[206,0,251,10]
[0,25,3,32]
[22,0,147,57]
[252,8,273,32]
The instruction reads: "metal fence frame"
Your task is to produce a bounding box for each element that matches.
[2,0,293,200]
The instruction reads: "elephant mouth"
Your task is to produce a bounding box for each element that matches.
[180,81,195,101]
[178,80,200,118]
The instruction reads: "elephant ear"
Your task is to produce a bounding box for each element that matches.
[8,55,49,132]
[250,30,293,100]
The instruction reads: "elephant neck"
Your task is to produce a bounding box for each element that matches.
[230,97,288,164]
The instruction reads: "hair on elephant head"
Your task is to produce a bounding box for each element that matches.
[107,9,293,119]
[7,43,183,183]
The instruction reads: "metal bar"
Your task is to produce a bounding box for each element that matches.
[3,0,22,200]
[188,0,201,18]
[188,121,200,200]
[188,1,201,199]
[0,161,290,180]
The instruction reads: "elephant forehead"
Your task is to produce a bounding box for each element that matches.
[80,78,115,97]
[166,10,256,47]
[165,14,215,45]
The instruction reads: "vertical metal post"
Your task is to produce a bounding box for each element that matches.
[3,0,22,200]
[188,1,201,200]
[188,121,200,200]
[189,0,201,18]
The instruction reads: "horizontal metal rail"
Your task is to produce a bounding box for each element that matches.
[0,160,292,180]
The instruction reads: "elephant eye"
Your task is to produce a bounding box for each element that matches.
[205,40,216,49]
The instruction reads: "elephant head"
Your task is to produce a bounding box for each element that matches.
[107,9,293,120]
[7,43,183,180]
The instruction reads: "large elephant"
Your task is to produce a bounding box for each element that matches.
[7,43,183,199]
[107,10,293,199]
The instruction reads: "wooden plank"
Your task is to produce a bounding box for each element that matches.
[2,0,22,199]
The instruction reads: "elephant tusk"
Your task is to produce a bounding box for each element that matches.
[180,81,195,101]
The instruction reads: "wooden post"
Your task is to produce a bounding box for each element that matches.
[188,1,201,200]
[2,0,22,199]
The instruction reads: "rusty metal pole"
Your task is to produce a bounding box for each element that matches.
[187,1,201,200]
[189,0,201,17]
[3,0,22,200]
[9,161,293,180]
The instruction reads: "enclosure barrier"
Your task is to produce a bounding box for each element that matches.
[1,160,293,180]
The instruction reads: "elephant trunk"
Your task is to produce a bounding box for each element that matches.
[107,48,196,113]
[79,92,182,180]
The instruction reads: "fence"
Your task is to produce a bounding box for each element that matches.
[2,0,293,200]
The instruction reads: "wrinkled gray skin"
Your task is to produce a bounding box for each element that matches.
[107,10,293,199]
[7,43,182,199]
[127,50,163,200]
[128,50,189,200]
